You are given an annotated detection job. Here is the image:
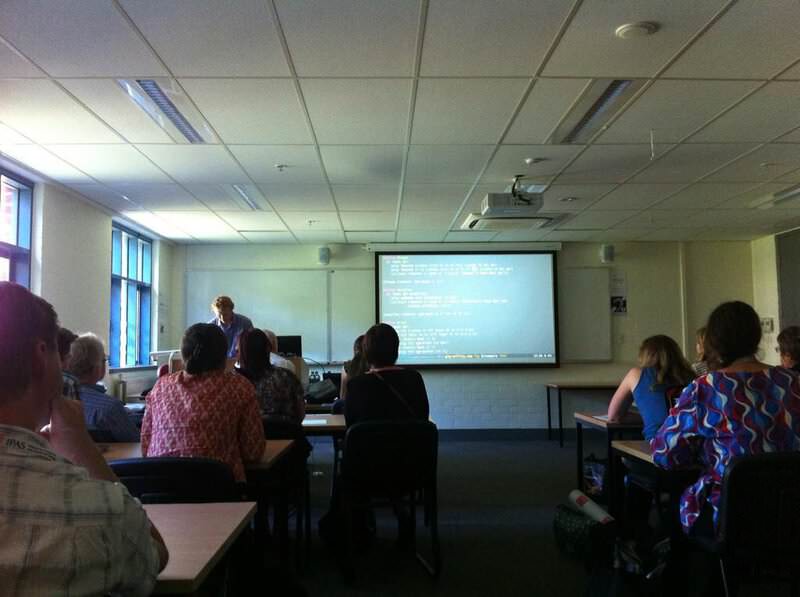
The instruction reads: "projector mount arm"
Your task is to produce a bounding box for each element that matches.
[510,174,532,205]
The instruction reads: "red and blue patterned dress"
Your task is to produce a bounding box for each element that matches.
[651,367,800,533]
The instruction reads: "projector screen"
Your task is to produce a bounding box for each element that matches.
[376,252,558,367]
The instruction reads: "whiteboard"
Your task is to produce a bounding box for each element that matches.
[558,267,612,362]
[330,269,375,362]
[186,270,329,363]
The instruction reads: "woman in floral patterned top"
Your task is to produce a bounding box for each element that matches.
[236,329,305,425]
[652,301,800,535]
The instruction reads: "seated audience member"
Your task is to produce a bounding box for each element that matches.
[142,323,264,482]
[58,327,79,401]
[652,301,800,536]
[777,325,800,372]
[691,326,709,376]
[339,334,368,403]
[67,333,139,442]
[0,283,167,594]
[208,295,253,358]
[264,329,297,375]
[607,335,694,441]
[236,329,305,424]
[345,323,429,426]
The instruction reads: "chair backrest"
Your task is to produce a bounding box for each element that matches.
[88,428,116,443]
[342,420,438,497]
[262,415,304,440]
[109,457,239,504]
[718,452,800,567]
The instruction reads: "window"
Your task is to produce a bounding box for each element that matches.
[110,225,152,368]
[0,173,33,287]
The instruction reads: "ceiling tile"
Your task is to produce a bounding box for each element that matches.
[491,229,552,241]
[444,231,497,242]
[559,209,639,229]
[257,183,336,211]
[67,183,140,214]
[543,0,725,77]
[229,145,324,184]
[714,183,788,209]
[779,61,800,80]
[0,145,91,183]
[0,38,44,77]
[398,211,454,230]
[57,79,174,143]
[302,79,411,144]
[632,143,757,183]
[704,144,800,183]
[293,230,346,243]
[332,185,398,211]
[411,79,528,144]
[0,124,31,145]
[590,183,684,210]
[542,184,616,212]
[345,231,396,243]
[396,230,447,241]
[339,211,396,231]
[618,210,708,229]
[154,211,242,241]
[109,183,204,211]
[422,0,574,76]
[405,145,494,183]
[46,144,171,184]
[121,0,289,76]
[666,0,800,79]
[599,80,759,143]
[183,184,263,211]
[216,211,287,231]
[542,230,596,241]
[776,168,800,184]
[135,145,247,184]
[321,145,404,185]
[776,127,800,143]
[655,183,760,210]
[587,228,651,242]
[402,184,471,211]
[481,145,582,184]
[282,212,342,230]
[180,79,311,144]
[275,0,417,76]
[505,79,590,144]
[0,0,168,77]
[556,144,672,184]
[0,80,122,144]
[119,211,193,240]
[690,82,800,143]
[241,231,297,243]
[637,228,704,242]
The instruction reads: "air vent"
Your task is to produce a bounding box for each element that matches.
[460,213,567,231]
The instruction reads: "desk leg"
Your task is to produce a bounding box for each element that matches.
[546,387,552,441]
[558,389,564,448]
[576,421,584,490]
[606,430,624,521]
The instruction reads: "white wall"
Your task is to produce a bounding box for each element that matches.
[175,240,756,429]
[752,235,780,365]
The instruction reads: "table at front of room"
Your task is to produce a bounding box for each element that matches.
[546,383,618,447]
[144,501,256,595]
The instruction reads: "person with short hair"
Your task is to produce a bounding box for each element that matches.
[142,323,264,482]
[691,326,709,376]
[67,333,140,442]
[263,328,297,375]
[607,334,695,441]
[344,323,429,426]
[0,282,168,595]
[57,327,80,401]
[652,301,800,535]
[208,295,253,358]
[236,329,305,424]
[777,325,800,372]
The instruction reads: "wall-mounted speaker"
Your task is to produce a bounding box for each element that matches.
[318,246,331,265]
[600,244,615,264]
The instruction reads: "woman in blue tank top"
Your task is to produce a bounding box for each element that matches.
[607,335,695,440]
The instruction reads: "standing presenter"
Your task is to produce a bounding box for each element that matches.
[208,295,253,357]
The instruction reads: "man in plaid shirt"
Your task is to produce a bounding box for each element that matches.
[0,283,168,596]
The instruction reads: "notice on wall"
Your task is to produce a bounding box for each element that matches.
[610,271,627,315]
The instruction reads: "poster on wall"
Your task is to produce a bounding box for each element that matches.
[610,271,627,315]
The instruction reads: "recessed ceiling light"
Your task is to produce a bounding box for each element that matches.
[524,157,547,165]
[614,22,659,39]
[559,196,579,202]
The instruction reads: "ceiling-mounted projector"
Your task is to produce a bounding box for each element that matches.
[460,175,553,230]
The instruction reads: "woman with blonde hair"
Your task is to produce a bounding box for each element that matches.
[607,335,694,441]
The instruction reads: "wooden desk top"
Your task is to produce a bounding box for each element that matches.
[547,382,619,390]
[612,440,654,464]
[98,439,294,472]
[302,413,346,436]
[574,411,643,430]
[305,403,334,414]
[145,501,256,594]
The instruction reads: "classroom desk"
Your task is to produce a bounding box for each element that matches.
[145,501,256,595]
[546,383,618,447]
[98,440,294,472]
[304,402,334,415]
[611,440,654,464]
[302,413,346,436]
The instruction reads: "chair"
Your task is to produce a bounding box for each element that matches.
[339,420,441,581]
[88,428,116,443]
[694,452,800,597]
[109,457,240,503]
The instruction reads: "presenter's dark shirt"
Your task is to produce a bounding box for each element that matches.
[345,368,429,427]
[208,313,254,357]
